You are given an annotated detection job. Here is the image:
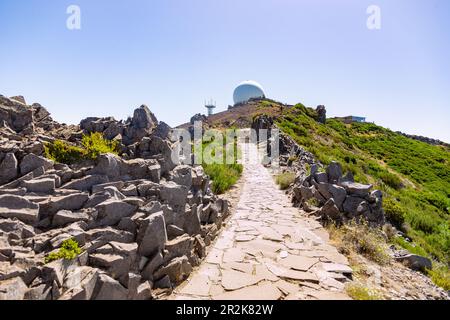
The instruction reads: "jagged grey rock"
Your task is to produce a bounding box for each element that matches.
[164,234,194,261]
[23,178,56,194]
[314,172,328,184]
[316,105,327,124]
[95,200,137,227]
[41,259,78,287]
[103,186,126,200]
[167,224,185,239]
[320,198,342,222]
[44,193,90,214]
[394,254,432,272]
[90,153,120,179]
[149,136,176,174]
[141,252,164,281]
[20,154,53,176]
[0,97,33,132]
[327,184,347,210]
[154,256,192,284]
[170,165,193,189]
[85,228,135,249]
[0,188,27,196]
[0,277,28,300]
[183,204,201,236]
[0,218,35,239]
[0,153,18,185]
[0,195,39,224]
[60,266,99,300]
[160,181,188,208]
[121,185,138,197]
[92,181,125,194]
[340,181,373,197]
[138,212,167,257]
[24,284,52,300]
[326,161,342,184]
[62,175,110,191]
[131,105,156,130]
[93,273,128,300]
[52,210,89,227]
[89,253,131,283]
[84,192,112,209]
[342,196,366,218]
[154,121,171,140]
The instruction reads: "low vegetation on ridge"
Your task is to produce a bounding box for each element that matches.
[197,130,243,194]
[275,172,296,190]
[273,102,450,289]
[44,239,82,264]
[44,132,119,164]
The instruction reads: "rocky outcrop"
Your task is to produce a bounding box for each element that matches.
[316,105,326,124]
[0,95,230,300]
[292,161,385,226]
[0,95,61,136]
[278,133,315,171]
[190,114,207,125]
[396,132,450,148]
[80,105,158,146]
[251,114,273,142]
[391,248,432,272]
[0,95,34,133]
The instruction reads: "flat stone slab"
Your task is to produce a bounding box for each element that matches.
[321,263,353,274]
[275,280,301,295]
[178,275,212,297]
[221,269,262,291]
[213,282,282,300]
[205,248,223,265]
[198,264,221,282]
[254,264,279,282]
[222,248,245,263]
[222,262,254,274]
[281,269,319,283]
[279,255,319,271]
[302,289,352,300]
[235,235,256,242]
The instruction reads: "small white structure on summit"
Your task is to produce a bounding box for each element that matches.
[233,80,266,105]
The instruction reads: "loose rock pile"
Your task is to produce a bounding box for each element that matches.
[292,162,385,226]
[0,95,230,300]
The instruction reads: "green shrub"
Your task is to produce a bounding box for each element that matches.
[392,236,429,258]
[383,198,406,228]
[44,132,119,164]
[328,220,391,265]
[408,211,438,234]
[306,197,320,207]
[276,101,450,266]
[204,163,243,194]
[45,239,82,264]
[44,140,85,164]
[275,172,296,190]
[379,171,403,190]
[428,263,450,291]
[201,131,243,194]
[81,132,119,160]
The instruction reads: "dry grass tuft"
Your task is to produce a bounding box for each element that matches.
[275,172,296,190]
[328,220,392,266]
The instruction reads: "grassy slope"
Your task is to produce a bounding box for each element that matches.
[198,130,243,194]
[276,103,450,265]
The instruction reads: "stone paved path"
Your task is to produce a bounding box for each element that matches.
[170,144,352,300]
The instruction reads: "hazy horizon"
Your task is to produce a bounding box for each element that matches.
[1,0,449,142]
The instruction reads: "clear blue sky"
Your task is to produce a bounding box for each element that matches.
[1,0,449,142]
